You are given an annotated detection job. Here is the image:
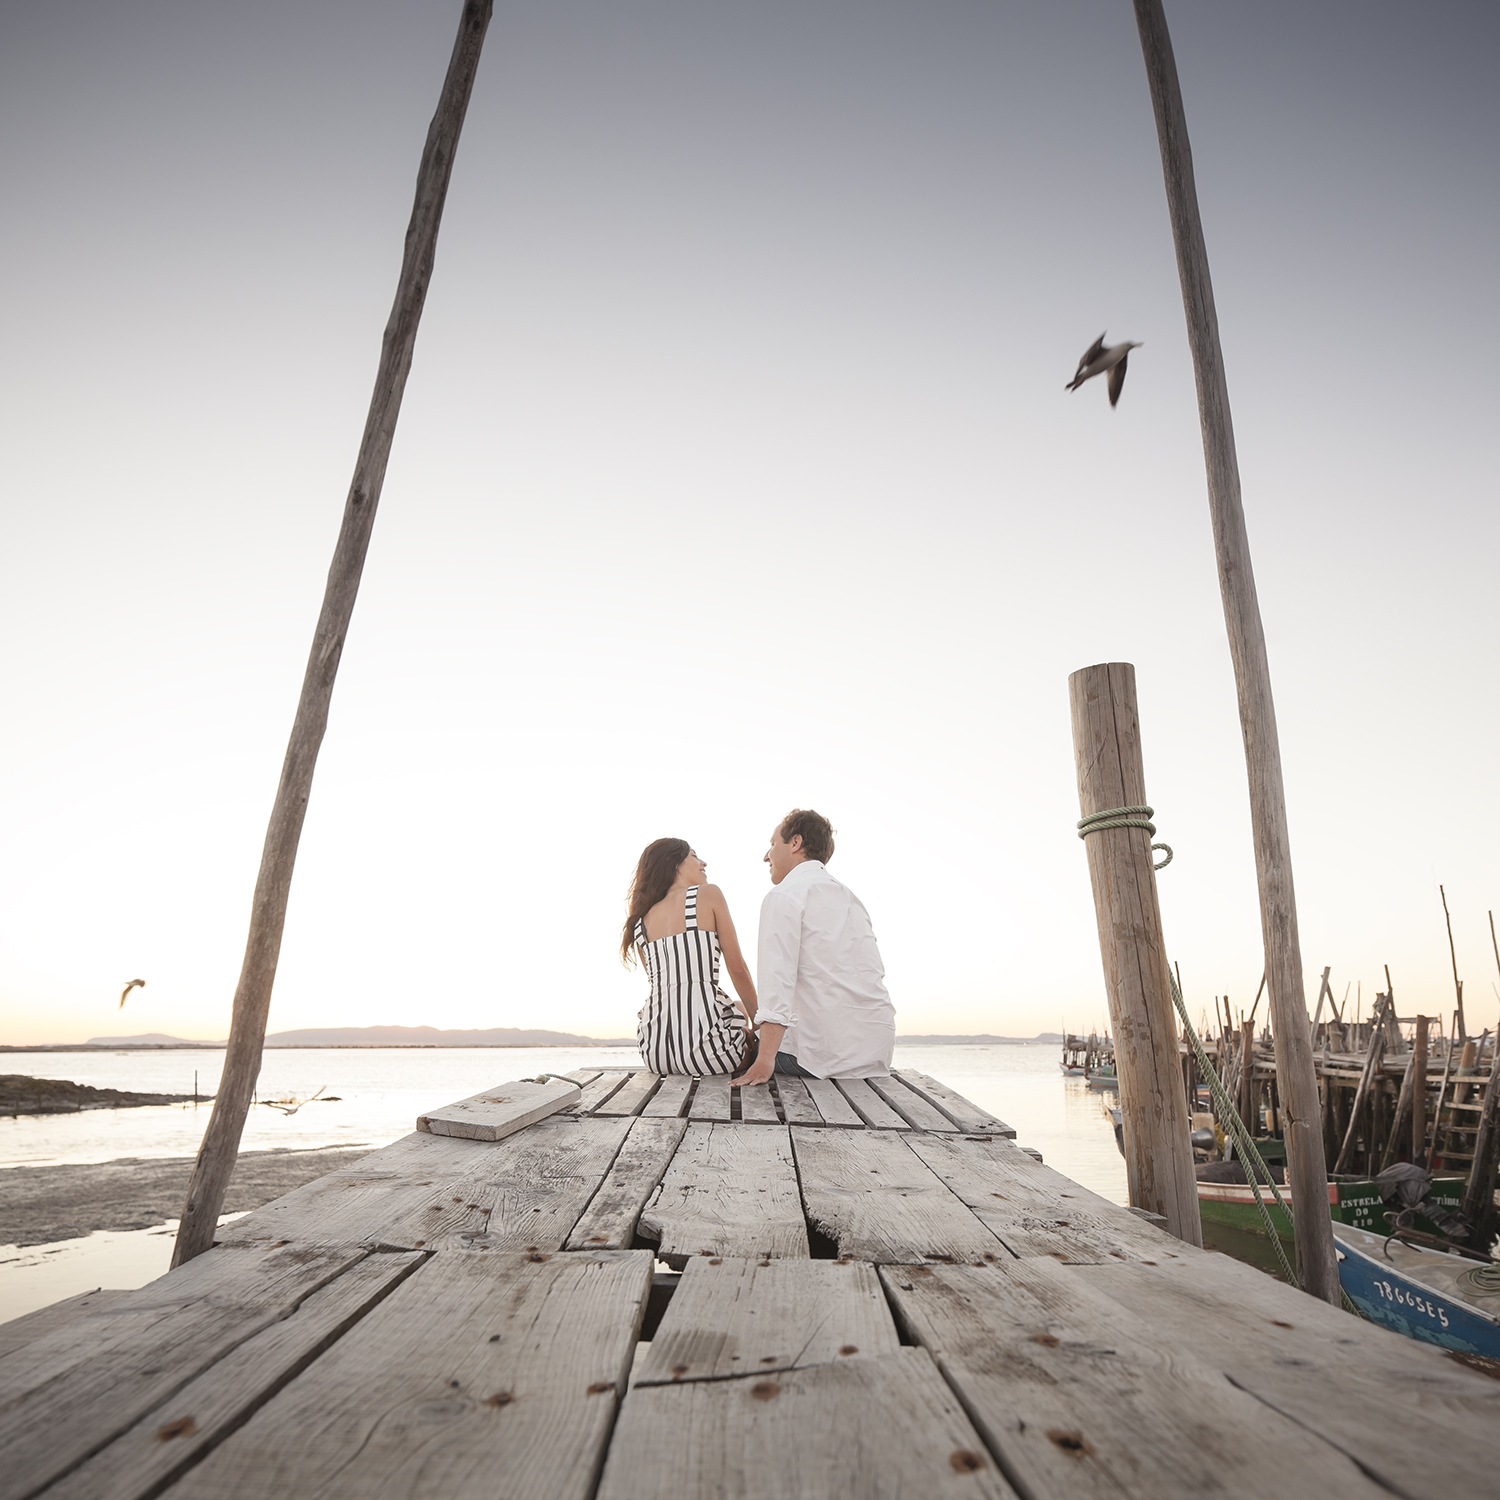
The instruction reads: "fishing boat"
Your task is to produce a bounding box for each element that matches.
[1195,1165,1467,1240]
[1333,1222,1500,1360]
[1087,1064,1118,1091]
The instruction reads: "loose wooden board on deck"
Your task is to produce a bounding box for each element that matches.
[638,1122,808,1266]
[865,1073,956,1131]
[687,1075,732,1122]
[790,1126,1006,1265]
[771,1075,821,1125]
[593,1071,661,1117]
[167,1250,653,1500]
[634,1255,901,1385]
[565,1116,688,1251]
[641,1075,693,1117]
[834,1077,908,1129]
[895,1068,1015,1136]
[736,1082,780,1123]
[597,1346,1016,1500]
[801,1077,863,1127]
[881,1257,1390,1500]
[418,1078,580,1140]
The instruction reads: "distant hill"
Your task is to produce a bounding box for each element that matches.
[71,1026,634,1049]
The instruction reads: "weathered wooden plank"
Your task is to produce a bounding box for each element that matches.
[687,1074,732,1122]
[901,1132,1172,1263]
[594,1071,660,1117]
[167,1250,653,1500]
[638,1123,809,1267]
[771,1075,821,1125]
[562,1068,604,1088]
[0,1244,367,1500]
[801,1077,863,1127]
[790,1127,1006,1265]
[1082,1252,1500,1499]
[881,1257,1387,1500]
[417,1078,580,1140]
[43,1253,424,1500]
[834,1076,908,1130]
[736,1082,780,1123]
[569,1070,632,1114]
[640,1075,693,1118]
[0,1288,128,1362]
[635,1256,900,1386]
[865,1073,956,1132]
[596,1346,1017,1500]
[892,1069,1015,1136]
[565,1116,688,1251]
[219,1115,633,1252]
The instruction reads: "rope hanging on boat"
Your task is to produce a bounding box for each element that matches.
[1077,804,1173,869]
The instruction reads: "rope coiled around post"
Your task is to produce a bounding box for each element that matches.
[1077,804,1173,869]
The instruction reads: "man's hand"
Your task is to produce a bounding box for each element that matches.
[731,1055,775,1088]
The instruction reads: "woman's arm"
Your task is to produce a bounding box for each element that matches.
[701,885,757,1018]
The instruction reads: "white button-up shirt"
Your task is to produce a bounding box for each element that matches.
[756,860,896,1079]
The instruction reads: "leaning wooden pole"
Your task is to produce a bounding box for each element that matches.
[172,0,494,1267]
[1131,0,1338,1302]
[1070,662,1202,1245]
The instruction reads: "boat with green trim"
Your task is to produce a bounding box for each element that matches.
[1196,1166,1466,1239]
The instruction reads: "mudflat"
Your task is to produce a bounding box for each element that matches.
[1,1075,201,1115]
[0,1146,377,1247]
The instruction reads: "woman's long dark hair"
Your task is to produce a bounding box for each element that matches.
[622,838,691,964]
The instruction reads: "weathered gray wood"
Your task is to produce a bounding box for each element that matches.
[1069,663,1201,1247]
[218,1115,632,1252]
[597,1346,1016,1500]
[172,0,496,1268]
[801,1077,863,1127]
[865,1074,955,1132]
[594,1071,661,1117]
[892,1069,1015,1137]
[634,1256,901,1386]
[790,1127,1006,1265]
[771,1075,822,1125]
[638,1123,809,1267]
[167,1249,653,1500]
[1132,0,1337,1301]
[1083,1251,1500,1499]
[641,1075,693,1117]
[43,1252,424,1500]
[562,1068,604,1088]
[687,1074,732,1122]
[569,1071,632,1114]
[1333,1013,1386,1173]
[834,1077,908,1130]
[565,1116,687,1250]
[736,1082,780,1123]
[0,1244,367,1500]
[901,1132,1175,1264]
[418,1078,580,1140]
[0,1288,127,1362]
[1462,1043,1500,1232]
[882,1258,1387,1500]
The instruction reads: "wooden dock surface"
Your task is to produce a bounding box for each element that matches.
[4,1067,1497,1500]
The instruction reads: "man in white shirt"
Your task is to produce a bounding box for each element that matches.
[731,809,896,1085]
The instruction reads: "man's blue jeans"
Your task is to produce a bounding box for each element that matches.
[774,1052,816,1078]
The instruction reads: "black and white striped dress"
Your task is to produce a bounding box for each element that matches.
[635,885,748,1076]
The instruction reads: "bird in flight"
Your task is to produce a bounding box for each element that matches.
[119,978,146,1009]
[1066,333,1142,407]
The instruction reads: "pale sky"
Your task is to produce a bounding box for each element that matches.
[3,1,1497,1048]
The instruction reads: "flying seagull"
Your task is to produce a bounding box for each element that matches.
[1066,333,1142,407]
[119,978,146,1009]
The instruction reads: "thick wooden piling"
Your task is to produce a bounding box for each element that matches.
[1069,662,1201,1245]
[1411,1015,1428,1163]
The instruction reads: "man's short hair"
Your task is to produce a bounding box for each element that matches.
[778,808,835,864]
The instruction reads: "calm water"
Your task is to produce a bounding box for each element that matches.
[1,1045,1124,1320]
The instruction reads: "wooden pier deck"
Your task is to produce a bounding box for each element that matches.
[4,1067,1498,1500]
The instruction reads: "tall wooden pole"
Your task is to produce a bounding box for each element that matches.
[1440,886,1465,1040]
[1130,0,1338,1302]
[1410,1014,1429,1163]
[1070,662,1202,1245]
[172,0,494,1267]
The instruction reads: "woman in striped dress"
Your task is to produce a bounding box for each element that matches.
[623,838,757,1075]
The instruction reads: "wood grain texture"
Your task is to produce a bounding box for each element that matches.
[901,1132,1175,1264]
[564,1117,687,1251]
[634,1255,901,1386]
[882,1257,1387,1500]
[418,1078,579,1140]
[736,1082,780,1123]
[834,1077,908,1130]
[893,1070,1015,1136]
[640,1075,693,1118]
[638,1123,809,1267]
[790,1127,1006,1265]
[688,1075,732,1122]
[593,1071,660,1117]
[1131,0,1338,1300]
[166,1250,652,1500]
[570,1071,632,1114]
[0,1243,367,1500]
[1083,1251,1500,1499]
[801,1077,863,1127]
[597,1346,1017,1500]
[865,1074,955,1132]
[43,1253,424,1500]
[562,1068,604,1088]
[0,1289,128,1362]
[771,1075,821,1125]
[1069,662,1201,1246]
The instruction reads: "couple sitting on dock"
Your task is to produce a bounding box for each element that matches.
[623,808,896,1084]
